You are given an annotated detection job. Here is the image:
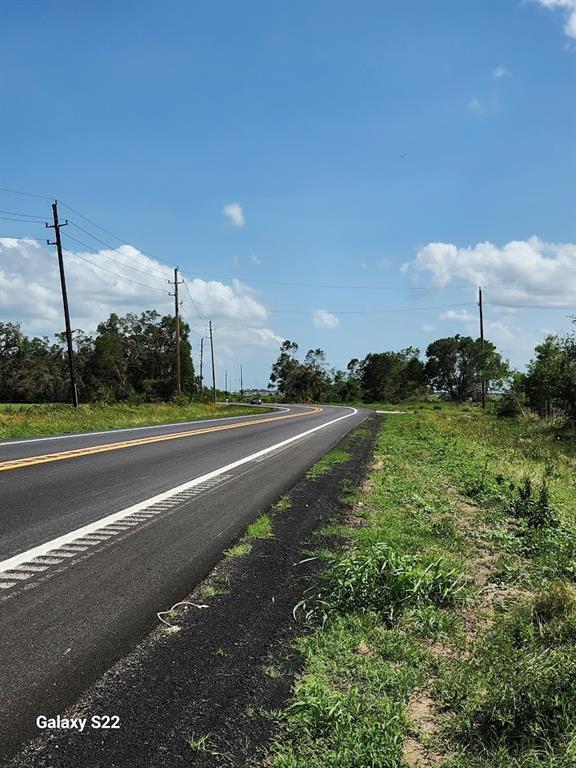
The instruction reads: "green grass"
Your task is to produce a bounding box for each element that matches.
[307,448,351,480]
[266,407,576,767]
[0,401,273,439]
[224,513,273,559]
[198,577,230,599]
[274,495,292,513]
[224,541,253,558]
[246,513,273,540]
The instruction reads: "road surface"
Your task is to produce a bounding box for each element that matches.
[0,404,367,761]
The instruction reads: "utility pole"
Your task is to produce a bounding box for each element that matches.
[209,321,216,404]
[240,364,244,401]
[478,286,486,408]
[46,200,78,407]
[199,337,204,392]
[169,267,184,396]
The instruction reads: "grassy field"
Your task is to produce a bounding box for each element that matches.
[266,405,576,767]
[0,401,271,439]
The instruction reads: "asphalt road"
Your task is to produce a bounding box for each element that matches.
[0,404,367,761]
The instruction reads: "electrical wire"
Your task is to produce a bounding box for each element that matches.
[59,199,175,268]
[182,278,206,323]
[67,220,171,281]
[61,232,169,294]
[177,271,576,294]
[179,307,207,338]
[0,216,45,224]
[0,209,46,219]
[0,186,52,201]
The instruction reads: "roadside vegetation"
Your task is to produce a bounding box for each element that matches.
[264,405,576,767]
[0,401,269,440]
[269,318,575,422]
[224,513,273,558]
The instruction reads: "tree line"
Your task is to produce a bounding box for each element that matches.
[0,311,195,403]
[2,309,574,423]
[269,319,576,422]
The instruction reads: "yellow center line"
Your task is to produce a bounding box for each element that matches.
[0,407,323,473]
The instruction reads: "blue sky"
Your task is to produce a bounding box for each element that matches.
[1,0,574,389]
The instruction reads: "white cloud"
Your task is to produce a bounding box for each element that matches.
[0,238,281,355]
[536,0,576,39]
[249,254,262,265]
[439,308,516,347]
[312,309,340,329]
[493,65,510,78]
[402,236,576,308]
[222,202,245,227]
[440,309,477,323]
[422,324,434,332]
[468,97,483,114]
[378,258,392,269]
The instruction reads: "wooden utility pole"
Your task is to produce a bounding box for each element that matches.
[169,267,184,395]
[46,201,78,407]
[240,364,244,401]
[478,286,486,408]
[225,370,228,398]
[209,321,216,404]
[199,337,204,392]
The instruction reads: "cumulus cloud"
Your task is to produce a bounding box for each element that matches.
[0,238,280,353]
[312,309,340,329]
[438,308,518,347]
[402,236,576,308]
[536,0,576,39]
[249,254,262,265]
[222,202,245,227]
[493,65,510,78]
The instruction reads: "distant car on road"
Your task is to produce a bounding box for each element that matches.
[251,397,262,405]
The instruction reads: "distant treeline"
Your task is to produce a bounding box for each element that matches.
[2,311,575,422]
[269,318,576,421]
[0,311,195,403]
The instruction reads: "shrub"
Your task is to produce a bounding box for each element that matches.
[446,587,576,752]
[511,478,557,529]
[294,543,465,626]
[497,392,523,418]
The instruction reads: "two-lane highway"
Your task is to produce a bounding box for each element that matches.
[0,404,367,761]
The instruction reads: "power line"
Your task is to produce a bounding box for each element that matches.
[0,216,46,224]
[0,209,45,219]
[181,301,480,315]
[0,186,52,201]
[182,278,206,323]
[58,199,175,268]
[486,301,575,310]
[179,271,576,294]
[0,233,41,239]
[67,220,170,280]
[178,308,206,338]
[61,232,168,294]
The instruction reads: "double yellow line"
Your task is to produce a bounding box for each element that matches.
[0,407,322,473]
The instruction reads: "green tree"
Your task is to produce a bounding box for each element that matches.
[524,320,576,420]
[425,335,509,402]
[269,341,330,402]
[359,347,426,402]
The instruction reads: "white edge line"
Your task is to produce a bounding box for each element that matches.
[0,406,291,447]
[0,407,358,574]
